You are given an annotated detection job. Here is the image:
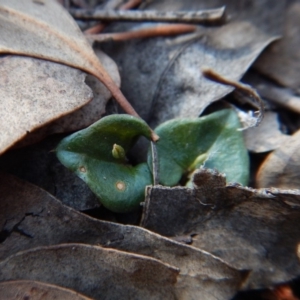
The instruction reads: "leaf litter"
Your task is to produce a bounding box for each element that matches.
[0,55,92,154]
[243,111,290,153]
[256,129,300,189]
[1,0,300,298]
[0,280,93,300]
[141,168,300,290]
[0,0,152,139]
[0,135,101,211]
[0,173,246,300]
[100,0,280,128]
[0,243,179,300]
[254,2,300,89]
[17,49,121,148]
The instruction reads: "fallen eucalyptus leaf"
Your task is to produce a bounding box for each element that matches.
[0,172,246,300]
[148,109,249,186]
[256,129,300,189]
[0,55,92,155]
[0,280,93,300]
[243,112,290,153]
[254,2,300,89]
[16,49,121,148]
[0,0,143,128]
[0,244,179,300]
[56,115,153,213]
[101,1,279,128]
[141,168,300,289]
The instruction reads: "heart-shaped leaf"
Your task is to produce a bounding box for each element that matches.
[148,109,249,186]
[56,115,153,213]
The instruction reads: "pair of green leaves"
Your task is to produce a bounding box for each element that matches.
[56,110,249,213]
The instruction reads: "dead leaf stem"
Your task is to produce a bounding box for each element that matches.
[70,7,226,24]
[202,67,264,127]
[87,24,196,42]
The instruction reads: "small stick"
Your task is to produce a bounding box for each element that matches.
[70,7,226,24]
[88,24,196,42]
[84,0,141,34]
[151,141,159,185]
[202,67,264,127]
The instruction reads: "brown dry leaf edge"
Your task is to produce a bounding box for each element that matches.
[0,55,92,154]
[0,172,246,300]
[0,0,140,124]
[0,280,93,300]
[141,168,300,290]
[256,129,300,189]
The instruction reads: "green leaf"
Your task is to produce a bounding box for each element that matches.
[148,109,249,186]
[56,115,153,213]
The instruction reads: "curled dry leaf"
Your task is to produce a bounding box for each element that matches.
[0,172,246,300]
[256,129,300,189]
[0,55,92,155]
[0,244,179,300]
[0,280,93,300]
[254,2,300,89]
[141,168,300,289]
[243,112,290,153]
[0,0,143,133]
[17,49,121,148]
[101,3,278,128]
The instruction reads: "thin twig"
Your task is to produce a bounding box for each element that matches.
[84,0,141,34]
[151,141,159,185]
[70,7,226,24]
[202,67,264,127]
[88,24,196,42]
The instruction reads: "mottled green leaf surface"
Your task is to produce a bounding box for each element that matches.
[56,115,152,213]
[148,109,249,186]
[57,110,249,213]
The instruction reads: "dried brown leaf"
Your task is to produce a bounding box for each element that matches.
[0,0,141,128]
[0,55,92,154]
[0,172,246,300]
[256,129,300,188]
[254,2,300,89]
[141,168,300,289]
[101,1,279,128]
[0,244,179,300]
[243,112,290,153]
[16,49,120,148]
[0,280,93,300]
